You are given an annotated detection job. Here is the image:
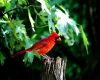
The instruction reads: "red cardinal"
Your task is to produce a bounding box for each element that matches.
[13,32,61,57]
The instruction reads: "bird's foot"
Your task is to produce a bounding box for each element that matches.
[42,55,54,63]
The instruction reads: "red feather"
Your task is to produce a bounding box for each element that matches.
[13,32,61,57]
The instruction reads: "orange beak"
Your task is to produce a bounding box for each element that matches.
[56,37,61,41]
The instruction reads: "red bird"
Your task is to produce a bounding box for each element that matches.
[13,32,61,57]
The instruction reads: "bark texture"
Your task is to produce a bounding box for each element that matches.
[41,57,67,80]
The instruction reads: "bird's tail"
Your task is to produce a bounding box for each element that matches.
[12,47,32,58]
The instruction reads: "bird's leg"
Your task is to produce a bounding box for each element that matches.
[42,55,53,63]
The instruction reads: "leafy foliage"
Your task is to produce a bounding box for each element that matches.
[37,0,80,46]
[0,0,89,80]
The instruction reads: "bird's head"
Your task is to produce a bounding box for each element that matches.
[51,32,61,41]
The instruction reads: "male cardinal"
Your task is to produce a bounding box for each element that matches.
[13,32,61,58]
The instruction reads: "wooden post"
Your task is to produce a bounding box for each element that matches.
[41,57,67,80]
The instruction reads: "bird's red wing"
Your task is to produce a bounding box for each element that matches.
[32,39,49,54]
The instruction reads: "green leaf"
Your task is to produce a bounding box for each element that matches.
[28,9,35,32]
[23,51,41,66]
[0,20,10,23]
[80,25,89,54]
[37,0,50,14]
[0,52,6,65]
[48,13,55,32]
[23,52,34,64]
[55,8,80,36]
[18,0,27,5]
[0,0,5,6]
[5,2,11,12]
[48,0,63,6]
[39,0,62,8]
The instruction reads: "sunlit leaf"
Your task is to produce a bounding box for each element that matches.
[37,0,50,14]
[5,2,11,12]
[55,8,80,36]
[80,25,89,54]
[28,9,35,32]
[0,20,10,23]
[48,13,55,32]
[0,0,5,6]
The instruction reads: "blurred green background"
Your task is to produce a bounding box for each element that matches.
[0,0,99,80]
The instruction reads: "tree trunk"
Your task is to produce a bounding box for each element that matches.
[41,57,67,80]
